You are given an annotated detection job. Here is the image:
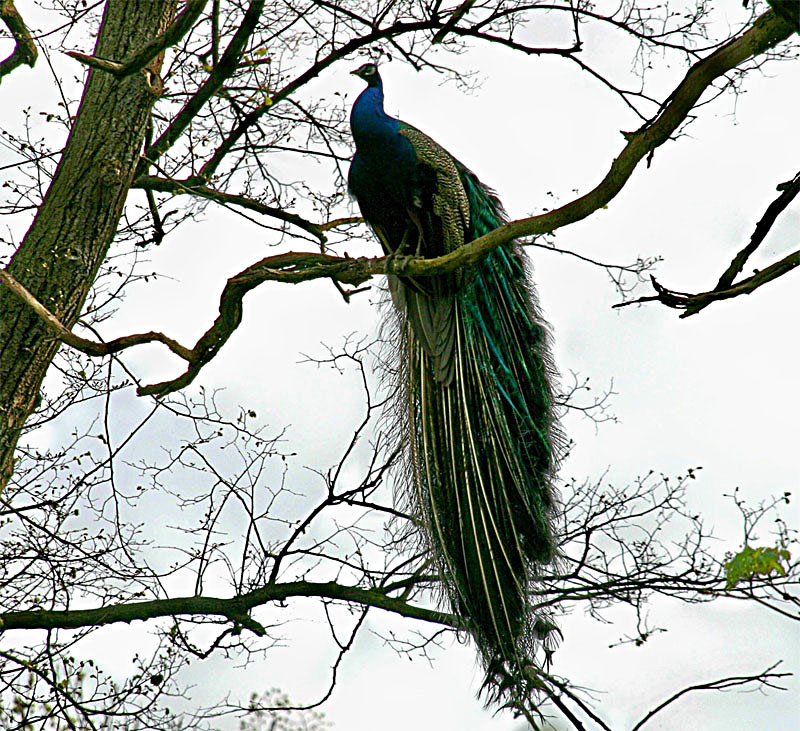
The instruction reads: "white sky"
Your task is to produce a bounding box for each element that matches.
[2,4,799,730]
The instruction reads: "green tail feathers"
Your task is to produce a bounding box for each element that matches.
[385,176,560,702]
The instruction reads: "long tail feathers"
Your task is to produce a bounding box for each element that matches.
[385,239,560,708]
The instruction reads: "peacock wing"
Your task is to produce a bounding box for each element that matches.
[395,125,473,385]
[398,126,470,254]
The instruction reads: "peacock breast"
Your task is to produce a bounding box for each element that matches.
[350,133,418,211]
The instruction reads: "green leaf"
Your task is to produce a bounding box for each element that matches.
[725,544,791,589]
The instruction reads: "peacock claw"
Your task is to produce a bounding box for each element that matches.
[385,253,416,275]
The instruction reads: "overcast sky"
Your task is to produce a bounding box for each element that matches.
[3,4,799,730]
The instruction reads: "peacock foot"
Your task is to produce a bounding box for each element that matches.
[385,252,416,275]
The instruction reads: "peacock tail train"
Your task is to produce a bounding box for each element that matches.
[347,63,561,705]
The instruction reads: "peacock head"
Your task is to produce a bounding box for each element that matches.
[350,62,381,88]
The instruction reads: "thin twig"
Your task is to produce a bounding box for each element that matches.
[630,662,791,730]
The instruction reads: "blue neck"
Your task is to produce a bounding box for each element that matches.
[350,80,399,148]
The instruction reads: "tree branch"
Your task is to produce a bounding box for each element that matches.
[0,580,456,634]
[681,169,800,316]
[135,251,385,397]
[614,170,800,315]
[0,268,195,361]
[614,249,799,315]
[630,662,791,730]
[712,171,800,287]
[0,0,37,80]
[133,174,339,241]
[535,669,613,731]
[428,8,797,267]
[65,0,207,78]
[431,0,477,44]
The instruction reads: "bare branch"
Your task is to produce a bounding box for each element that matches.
[0,268,195,361]
[615,169,800,315]
[709,170,800,286]
[684,169,800,315]
[133,174,336,241]
[0,580,456,633]
[631,663,792,730]
[0,0,37,80]
[432,0,477,44]
[615,250,800,314]
[65,0,208,78]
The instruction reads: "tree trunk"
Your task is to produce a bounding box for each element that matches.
[0,0,178,491]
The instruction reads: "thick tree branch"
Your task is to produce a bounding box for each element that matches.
[66,0,207,78]
[0,580,456,634]
[136,252,385,396]
[431,0,477,44]
[0,0,37,80]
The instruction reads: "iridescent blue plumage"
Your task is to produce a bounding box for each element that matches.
[348,63,560,706]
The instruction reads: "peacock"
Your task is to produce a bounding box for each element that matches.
[348,63,560,705]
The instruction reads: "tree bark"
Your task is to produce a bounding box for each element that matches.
[0,0,178,491]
